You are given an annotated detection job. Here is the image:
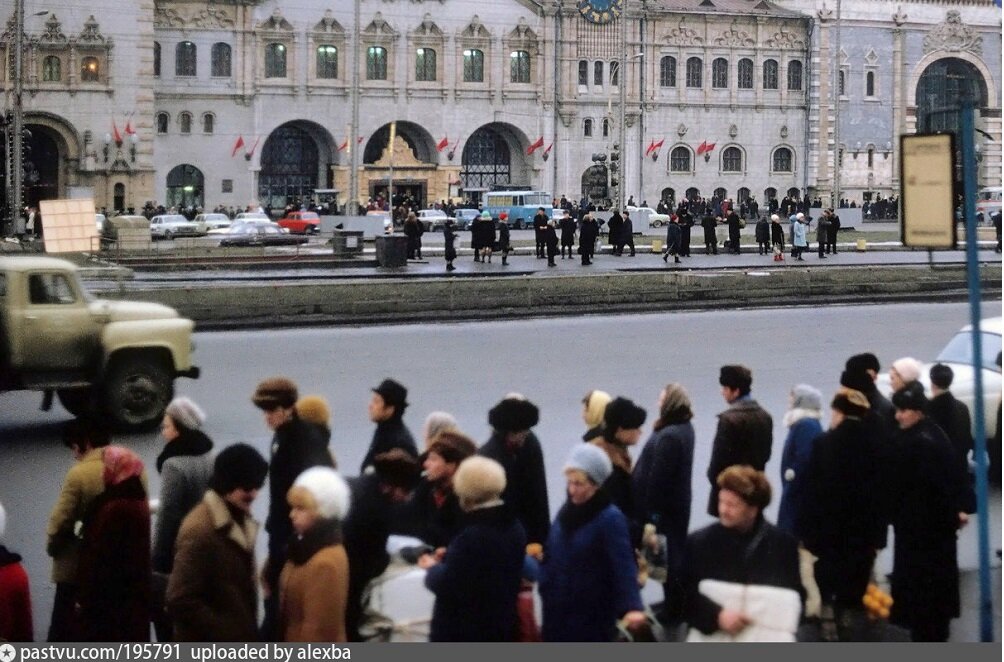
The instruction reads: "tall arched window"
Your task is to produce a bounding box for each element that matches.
[660,56,676,87]
[463,49,484,83]
[763,59,778,90]
[510,51,531,83]
[202,113,214,134]
[416,48,436,81]
[738,187,751,203]
[316,45,338,79]
[593,61,604,86]
[917,58,988,133]
[865,71,875,97]
[838,69,846,95]
[42,55,61,82]
[265,43,287,78]
[578,60,588,86]
[156,113,169,134]
[176,41,196,77]
[737,59,753,89]
[212,43,232,77]
[609,60,619,86]
[712,58,728,88]
[81,57,100,82]
[686,57,702,88]
[179,112,192,134]
[772,147,793,172]
[583,119,593,137]
[602,118,610,138]
[714,187,727,201]
[366,46,387,80]
[153,42,161,77]
[722,146,743,172]
[670,146,691,172]
[787,60,803,91]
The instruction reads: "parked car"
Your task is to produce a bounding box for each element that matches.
[627,206,671,228]
[95,213,107,233]
[278,211,321,235]
[416,209,449,232]
[149,214,203,240]
[194,213,232,234]
[235,211,272,221]
[218,222,309,247]
[453,209,480,231]
[877,316,1002,474]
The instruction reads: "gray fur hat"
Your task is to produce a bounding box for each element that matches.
[790,384,822,412]
[563,444,612,486]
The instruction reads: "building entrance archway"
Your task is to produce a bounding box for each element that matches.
[259,121,335,211]
[460,123,530,202]
[166,164,204,209]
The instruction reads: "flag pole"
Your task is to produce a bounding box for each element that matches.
[387,122,396,211]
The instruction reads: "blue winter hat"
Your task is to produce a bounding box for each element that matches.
[563,444,612,485]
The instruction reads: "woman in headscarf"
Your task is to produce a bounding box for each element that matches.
[580,389,611,442]
[776,384,824,536]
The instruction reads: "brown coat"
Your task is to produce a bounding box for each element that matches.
[46,448,107,584]
[166,491,260,642]
[706,398,774,517]
[279,545,349,642]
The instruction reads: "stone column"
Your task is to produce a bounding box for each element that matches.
[890,8,907,191]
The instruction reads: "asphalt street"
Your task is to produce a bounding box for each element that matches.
[1,301,1001,641]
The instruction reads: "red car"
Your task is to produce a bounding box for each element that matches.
[278,211,321,235]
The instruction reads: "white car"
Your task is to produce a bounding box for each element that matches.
[627,206,671,228]
[234,212,272,222]
[208,217,277,235]
[416,209,449,232]
[878,317,1002,453]
[149,214,203,240]
[95,213,106,233]
[194,213,231,234]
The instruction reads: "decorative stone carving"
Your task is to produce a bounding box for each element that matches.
[923,11,982,56]
[78,16,106,44]
[413,13,443,38]
[818,4,834,22]
[38,14,67,45]
[314,10,344,34]
[664,25,704,47]
[258,9,293,32]
[780,125,788,139]
[892,7,908,27]
[729,124,738,138]
[509,17,536,42]
[155,6,235,30]
[714,28,754,48]
[764,30,803,50]
[373,135,424,167]
[364,12,399,38]
[460,16,490,40]
[864,49,878,65]
[677,123,687,137]
[558,107,576,129]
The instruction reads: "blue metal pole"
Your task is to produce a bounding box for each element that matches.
[959,100,993,642]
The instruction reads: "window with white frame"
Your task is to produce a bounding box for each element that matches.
[763,59,778,90]
[660,56,676,87]
[212,43,231,77]
[176,41,196,77]
[772,147,793,172]
[416,48,436,81]
[583,119,593,137]
[712,58,728,89]
[367,46,387,80]
[510,50,530,83]
[670,146,691,172]
[686,57,702,88]
[265,43,287,78]
[722,146,742,172]
[578,60,588,86]
[465,49,485,83]
[787,60,803,91]
[737,59,753,89]
[317,45,338,79]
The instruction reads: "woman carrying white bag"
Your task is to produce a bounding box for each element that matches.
[682,466,804,642]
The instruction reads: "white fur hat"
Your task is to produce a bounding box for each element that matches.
[166,396,206,430]
[292,467,351,520]
[891,357,923,385]
[453,456,507,507]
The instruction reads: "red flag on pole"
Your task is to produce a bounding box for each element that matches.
[543,142,553,156]
[644,140,655,157]
[526,136,544,155]
[246,136,261,159]
[705,142,716,152]
[436,135,449,152]
[124,120,135,136]
[112,120,123,146]
[231,135,245,158]
[652,138,665,152]
[696,141,708,155]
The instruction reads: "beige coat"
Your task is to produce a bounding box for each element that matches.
[280,545,349,642]
[46,448,107,584]
[166,491,260,642]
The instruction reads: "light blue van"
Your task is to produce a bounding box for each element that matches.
[483,190,553,229]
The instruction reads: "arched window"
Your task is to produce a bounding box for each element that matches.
[416,48,436,81]
[722,146,743,172]
[737,59,753,89]
[510,51,531,84]
[787,60,803,91]
[212,43,232,77]
[594,61,604,86]
[763,59,778,90]
[609,60,619,86]
[176,41,196,77]
[670,146,691,172]
[867,147,874,168]
[866,71,875,97]
[686,57,702,88]
[714,187,727,201]
[712,58,728,89]
[316,45,338,79]
[764,187,777,203]
[81,57,100,82]
[42,55,61,82]
[465,49,484,83]
[602,118,610,138]
[202,113,214,134]
[917,58,988,133]
[179,112,192,135]
[153,42,161,77]
[685,187,701,201]
[265,43,287,78]
[838,69,846,95]
[366,46,387,80]
[738,187,751,203]
[772,147,793,172]
[578,60,588,86]
[156,113,169,135]
[787,187,801,199]
[583,119,593,137]
[660,56,676,87]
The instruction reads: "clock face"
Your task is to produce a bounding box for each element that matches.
[577,0,623,25]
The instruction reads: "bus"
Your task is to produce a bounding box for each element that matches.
[483,190,553,229]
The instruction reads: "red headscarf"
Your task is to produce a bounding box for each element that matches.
[103,446,145,486]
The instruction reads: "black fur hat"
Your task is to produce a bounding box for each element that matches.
[488,397,540,432]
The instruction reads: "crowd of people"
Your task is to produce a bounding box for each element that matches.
[0,350,991,644]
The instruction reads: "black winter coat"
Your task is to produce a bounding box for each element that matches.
[443,225,457,261]
[496,223,511,251]
[559,217,577,245]
[579,219,599,252]
[665,222,682,255]
[706,398,773,517]
[394,478,465,548]
[342,474,395,641]
[359,417,417,474]
[607,213,624,244]
[479,432,551,546]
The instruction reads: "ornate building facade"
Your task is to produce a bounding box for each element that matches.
[1,0,999,214]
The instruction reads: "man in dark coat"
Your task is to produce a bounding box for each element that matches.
[359,378,418,473]
[622,211,636,257]
[579,214,599,265]
[559,209,576,259]
[825,209,840,254]
[607,210,624,255]
[682,466,803,639]
[443,218,458,272]
[544,220,559,267]
[252,377,334,640]
[725,208,742,254]
[678,208,693,257]
[664,215,682,264]
[888,383,971,642]
[496,219,511,265]
[479,396,550,546]
[343,449,421,641]
[928,363,977,514]
[706,365,773,517]
[532,207,549,258]
[701,213,718,255]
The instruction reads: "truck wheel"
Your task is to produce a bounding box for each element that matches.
[57,387,95,418]
[102,357,174,431]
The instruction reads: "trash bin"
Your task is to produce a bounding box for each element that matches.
[856,239,867,252]
[651,239,664,253]
[332,230,364,257]
[375,234,408,267]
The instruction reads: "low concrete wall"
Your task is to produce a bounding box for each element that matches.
[96,264,1002,330]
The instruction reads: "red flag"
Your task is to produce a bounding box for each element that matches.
[644,140,655,156]
[652,138,665,151]
[231,135,245,158]
[696,141,708,155]
[112,120,123,146]
[543,142,553,156]
[436,135,449,152]
[246,136,261,158]
[124,120,135,136]
[526,136,544,155]
[705,142,716,152]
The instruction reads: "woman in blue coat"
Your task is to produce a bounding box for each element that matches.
[776,384,824,536]
[539,445,646,641]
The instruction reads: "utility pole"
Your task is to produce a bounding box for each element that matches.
[832,0,841,208]
[617,4,627,212]
[6,0,26,236]
[348,0,361,215]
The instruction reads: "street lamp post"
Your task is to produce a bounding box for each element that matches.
[616,5,627,212]
[348,0,361,215]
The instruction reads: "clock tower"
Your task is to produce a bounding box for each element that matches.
[576,0,624,25]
